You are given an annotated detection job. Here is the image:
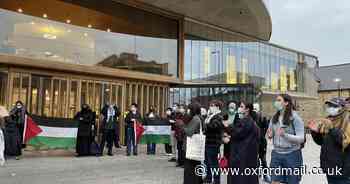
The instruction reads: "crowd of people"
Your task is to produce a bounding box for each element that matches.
[1,94,350,184]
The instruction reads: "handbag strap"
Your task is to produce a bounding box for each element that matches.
[199,117,204,135]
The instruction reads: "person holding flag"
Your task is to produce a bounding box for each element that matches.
[9,101,28,148]
[125,103,142,156]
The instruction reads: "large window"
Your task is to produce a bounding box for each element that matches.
[0,1,178,77]
[184,21,318,93]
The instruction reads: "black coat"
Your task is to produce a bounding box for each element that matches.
[100,106,121,131]
[228,116,260,184]
[205,113,224,146]
[4,116,22,156]
[75,110,95,137]
[312,129,350,178]
[125,111,142,128]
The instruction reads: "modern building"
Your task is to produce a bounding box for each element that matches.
[0,0,320,140]
[318,64,350,105]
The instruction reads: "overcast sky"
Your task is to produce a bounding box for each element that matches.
[269,0,350,66]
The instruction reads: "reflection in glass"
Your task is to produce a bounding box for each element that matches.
[0,9,178,77]
[0,71,8,106]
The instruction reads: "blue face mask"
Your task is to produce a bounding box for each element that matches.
[273,101,284,111]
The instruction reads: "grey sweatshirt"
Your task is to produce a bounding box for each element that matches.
[269,111,305,154]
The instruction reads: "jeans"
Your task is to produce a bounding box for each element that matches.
[126,127,137,155]
[327,176,350,184]
[147,143,156,155]
[270,150,303,184]
[177,141,184,165]
[204,144,220,184]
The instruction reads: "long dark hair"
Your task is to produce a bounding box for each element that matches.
[272,94,294,125]
[240,101,254,119]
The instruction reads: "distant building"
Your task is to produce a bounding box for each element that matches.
[318,64,350,105]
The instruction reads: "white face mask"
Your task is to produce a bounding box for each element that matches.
[166,111,171,115]
[131,107,136,113]
[238,107,245,119]
[326,107,341,116]
[209,106,218,114]
[201,108,207,116]
[149,113,155,118]
[172,106,177,111]
[179,108,185,114]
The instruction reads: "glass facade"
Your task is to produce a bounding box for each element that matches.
[0,7,178,77]
[170,84,257,107]
[184,21,318,93]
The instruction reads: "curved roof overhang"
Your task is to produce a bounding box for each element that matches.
[136,0,272,41]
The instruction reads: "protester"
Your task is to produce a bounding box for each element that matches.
[226,101,238,126]
[4,113,22,160]
[253,103,271,183]
[169,104,178,162]
[100,104,121,156]
[308,97,350,184]
[164,108,174,156]
[10,101,27,148]
[183,102,203,184]
[174,104,187,167]
[145,106,160,155]
[112,105,122,149]
[125,103,142,156]
[200,107,207,121]
[74,104,95,157]
[0,106,8,166]
[223,101,238,162]
[267,94,305,184]
[227,102,260,184]
[204,100,224,184]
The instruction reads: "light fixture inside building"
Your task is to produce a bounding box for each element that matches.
[17,8,23,13]
[88,24,92,28]
[43,33,57,40]
[66,19,71,24]
[30,21,35,25]
[43,14,48,18]
[45,51,53,56]
[107,28,111,32]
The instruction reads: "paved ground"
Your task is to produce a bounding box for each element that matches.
[0,135,327,184]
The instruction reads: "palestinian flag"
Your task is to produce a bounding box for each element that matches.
[25,115,79,150]
[139,118,171,144]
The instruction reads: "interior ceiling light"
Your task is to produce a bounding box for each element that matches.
[17,8,23,13]
[84,33,88,37]
[66,19,71,24]
[88,24,92,28]
[107,28,111,32]
[30,21,35,25]
[43,14,48,18]
[44,51,52,56]
[43,33,57,40]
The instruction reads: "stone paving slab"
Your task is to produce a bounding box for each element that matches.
[0,135,327,184]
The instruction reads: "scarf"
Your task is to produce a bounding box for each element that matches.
[319,109,350,151]
[107,106,115,122]
[205,110,221,124]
